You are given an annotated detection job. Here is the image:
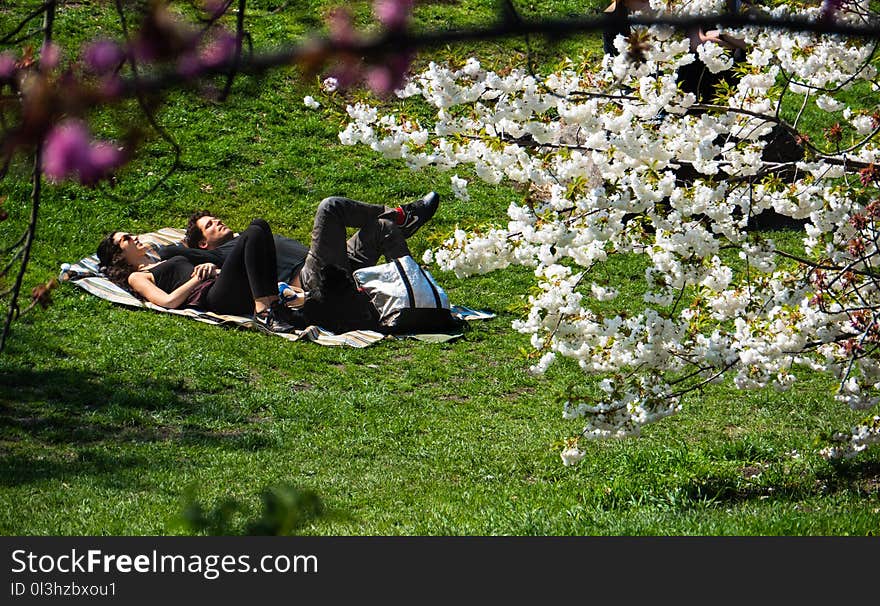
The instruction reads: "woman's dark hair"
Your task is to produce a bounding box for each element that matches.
[96,232,135,291]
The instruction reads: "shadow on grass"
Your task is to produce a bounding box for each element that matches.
[664,459,880,509]
[675,475,807,506]
[590,441,880,512]
[0,450,151,489]
[0,368,277,487]
[820,458,880,495]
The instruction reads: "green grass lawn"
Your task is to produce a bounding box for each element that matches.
[1,1,878,536]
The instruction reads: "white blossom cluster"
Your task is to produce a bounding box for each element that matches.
[331,0,880,463]
[819,416,880,459]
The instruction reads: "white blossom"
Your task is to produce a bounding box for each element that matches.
[851,113,875,136]
[450,174,470,202]
[816,94,844,112]
[560,446,586,466]
[591,284,618,301]
[697,42,733,74]
[333,0,880,464]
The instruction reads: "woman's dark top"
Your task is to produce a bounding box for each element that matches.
[147,256,195,294]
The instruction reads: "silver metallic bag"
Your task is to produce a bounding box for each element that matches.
[353,255,450,327]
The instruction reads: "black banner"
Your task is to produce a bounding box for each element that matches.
[0,536,871,603]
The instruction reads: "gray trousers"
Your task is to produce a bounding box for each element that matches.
[299,197,410,291]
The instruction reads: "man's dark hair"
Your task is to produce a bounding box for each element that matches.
[185,210,213,248]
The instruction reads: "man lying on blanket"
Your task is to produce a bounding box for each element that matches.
[158,193,438,289]
[155,193,440,333]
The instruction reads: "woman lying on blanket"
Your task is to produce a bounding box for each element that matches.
[97,218,297,334]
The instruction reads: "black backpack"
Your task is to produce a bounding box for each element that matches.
[298,265,381,333]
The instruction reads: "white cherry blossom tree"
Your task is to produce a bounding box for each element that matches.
[329,0,880,462]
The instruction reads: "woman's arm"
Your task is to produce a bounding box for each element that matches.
[128,270,204,309]
[158,244,226,266]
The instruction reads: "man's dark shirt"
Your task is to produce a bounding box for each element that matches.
[158,235,309,283]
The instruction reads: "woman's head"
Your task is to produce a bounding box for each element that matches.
[97,231,146,289]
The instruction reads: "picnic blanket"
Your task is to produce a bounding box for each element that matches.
[60,228,495,348]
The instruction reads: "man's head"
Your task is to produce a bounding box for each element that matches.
[185,210,234,249]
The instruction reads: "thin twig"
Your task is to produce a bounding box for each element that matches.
[218,0,247,102]
[0,245,25,279]
[105,0,182,205]
[0,2,50,44]
[0,2,54,352]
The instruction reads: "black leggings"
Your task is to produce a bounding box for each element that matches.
[205,219,278,315]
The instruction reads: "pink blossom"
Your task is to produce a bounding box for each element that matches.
[176,52,202,78]
[0,52,16,80]
[43,120,124,185]
[203,0,229,18]
[366,66,394,96]
[132,6,200,64]
[175,28,238,77]
[40,42,61,70]
[367,52,412,96]
[331,61,361,90]
[200,30,239,69]
[373,0,414,29]
[43,121,91,182]
[328,8,356,44]
[79,142,124,186]
[82,39,124,75]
